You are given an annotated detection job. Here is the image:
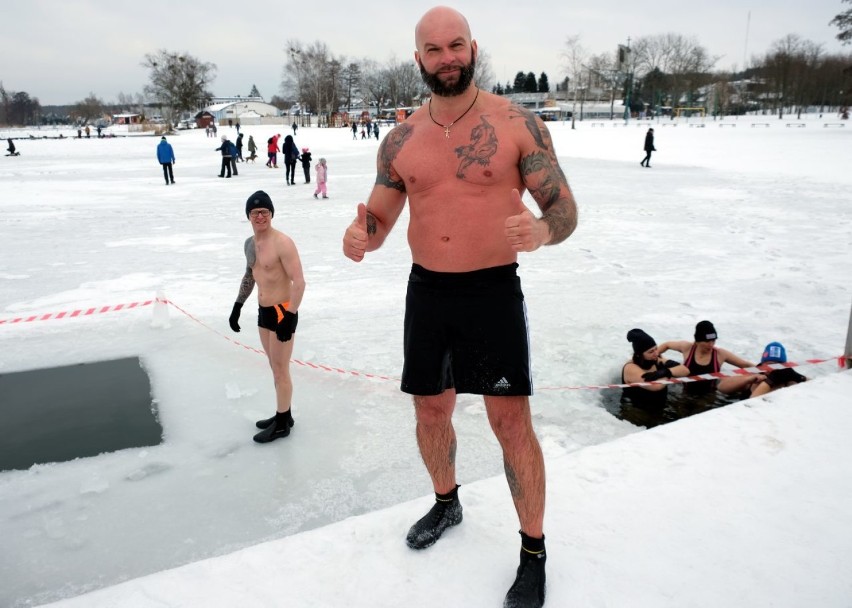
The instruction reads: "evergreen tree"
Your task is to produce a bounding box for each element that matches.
[249,84,261,98]
[538,72,550,93]
[513,71,527,92]
[524,72,537,92]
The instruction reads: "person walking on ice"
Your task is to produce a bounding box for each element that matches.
[156,136,175,185]
[640,127,656,167]
[313,158,328,199]
[228,191,306,443]
[342,6,578,607]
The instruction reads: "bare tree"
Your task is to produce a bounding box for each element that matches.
[71,93,104,124]
[632,33,717,111]
[830,0,852,45]
[473,47,495,92]
[142,50,216,125]
[561,35,587,127]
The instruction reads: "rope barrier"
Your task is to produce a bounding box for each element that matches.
[2,296,844,390]
[0,299,154,325]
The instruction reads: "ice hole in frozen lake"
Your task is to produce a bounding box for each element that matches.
[0,356,162,471]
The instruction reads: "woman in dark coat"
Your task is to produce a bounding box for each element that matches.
[281,135,300,185]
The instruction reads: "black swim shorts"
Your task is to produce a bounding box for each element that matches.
[257,302,290,331]
[401,263,532,397]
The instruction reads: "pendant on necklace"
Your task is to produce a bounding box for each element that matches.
[444,126,450,138]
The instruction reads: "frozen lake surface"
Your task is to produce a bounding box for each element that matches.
[1,112,850,606]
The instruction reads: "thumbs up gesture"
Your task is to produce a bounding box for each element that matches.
[343,203,369,262]
[504,189,549,252]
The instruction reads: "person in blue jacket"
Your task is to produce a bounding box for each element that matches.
[156,136,176,185]
[216,135,234,178]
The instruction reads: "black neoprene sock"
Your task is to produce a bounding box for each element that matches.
[520,531,546,555]
[436,485,460,502]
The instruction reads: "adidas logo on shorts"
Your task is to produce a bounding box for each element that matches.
[493,377,511,391]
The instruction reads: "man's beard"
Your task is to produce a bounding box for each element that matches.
[419,55,476,97]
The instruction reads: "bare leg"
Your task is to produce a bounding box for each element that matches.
[485,395,545,538]
[259,327,294,413]
[414,390,457,494]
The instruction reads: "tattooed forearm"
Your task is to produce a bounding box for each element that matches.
[375,124,412,192]
[366,212,377,236]
[542,203,578,245]
[236,268,255,304]
[520,151,578,245]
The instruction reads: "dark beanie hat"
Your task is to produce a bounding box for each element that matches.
[246,190,274,218]
[627,328,656,355]
[694,320,718,342]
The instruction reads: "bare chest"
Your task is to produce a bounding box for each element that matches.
[394,115,522,195]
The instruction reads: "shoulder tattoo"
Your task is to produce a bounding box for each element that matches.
[375,124,412,192]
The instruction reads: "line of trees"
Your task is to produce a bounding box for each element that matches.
[2,3,849,128]
[560,31,851,120]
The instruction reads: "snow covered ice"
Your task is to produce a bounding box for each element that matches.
[1,113,850,607]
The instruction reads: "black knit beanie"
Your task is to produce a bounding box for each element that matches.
[694,320,717,342]
[246,190,274,218]
[627,328,656,355]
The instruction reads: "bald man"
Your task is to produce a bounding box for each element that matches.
[343,7,577,607]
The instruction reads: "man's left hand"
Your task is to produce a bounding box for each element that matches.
[504,189,549,252]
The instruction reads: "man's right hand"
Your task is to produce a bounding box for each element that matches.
[229,302,243,332]
[343,203,369,262]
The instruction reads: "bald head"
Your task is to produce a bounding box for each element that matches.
[415,6,472,51]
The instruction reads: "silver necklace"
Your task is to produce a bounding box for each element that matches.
[428,88,480,138]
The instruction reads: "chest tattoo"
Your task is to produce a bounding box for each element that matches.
[453,115,498,179]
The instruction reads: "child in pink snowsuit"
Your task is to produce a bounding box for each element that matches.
[313,158,328,199]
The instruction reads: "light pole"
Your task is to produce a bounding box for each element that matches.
[289,47,303,127]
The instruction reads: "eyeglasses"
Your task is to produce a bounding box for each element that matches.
[249,209,271,218]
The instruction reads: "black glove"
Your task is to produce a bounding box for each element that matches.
[642,366,673,381]
[664,359,680,369]
[229,302,243,332]
[276,310,298,342]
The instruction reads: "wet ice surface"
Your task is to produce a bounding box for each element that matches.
[1,114,850,606]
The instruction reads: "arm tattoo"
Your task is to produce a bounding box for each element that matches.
[454,115,498,179]
[508,105,546,149]
[236,236,256,303]
[366,212,377,236]
[518,142,578,245]
[520,151,561,209]
[236,268,255,304]
[375,124,412,192]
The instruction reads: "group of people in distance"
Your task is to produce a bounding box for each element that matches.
[621,321,807,421]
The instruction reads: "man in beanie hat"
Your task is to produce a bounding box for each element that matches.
[657,320,759,398]
[156,136,175,185]
[229,190,306,443]
[622,328,690,412]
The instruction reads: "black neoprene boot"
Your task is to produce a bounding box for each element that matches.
[256,410,294,430]
[504,532,546,608]
[405,485,463,550]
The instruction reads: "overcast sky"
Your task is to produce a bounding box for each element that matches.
[2,0,848,105]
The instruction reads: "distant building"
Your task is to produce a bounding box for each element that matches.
[204,99,280,125]
[112,113,142,125]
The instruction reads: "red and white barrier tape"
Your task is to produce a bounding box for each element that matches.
[162,298,399,383]
[2,296,845,389]
[0,299,154,325]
